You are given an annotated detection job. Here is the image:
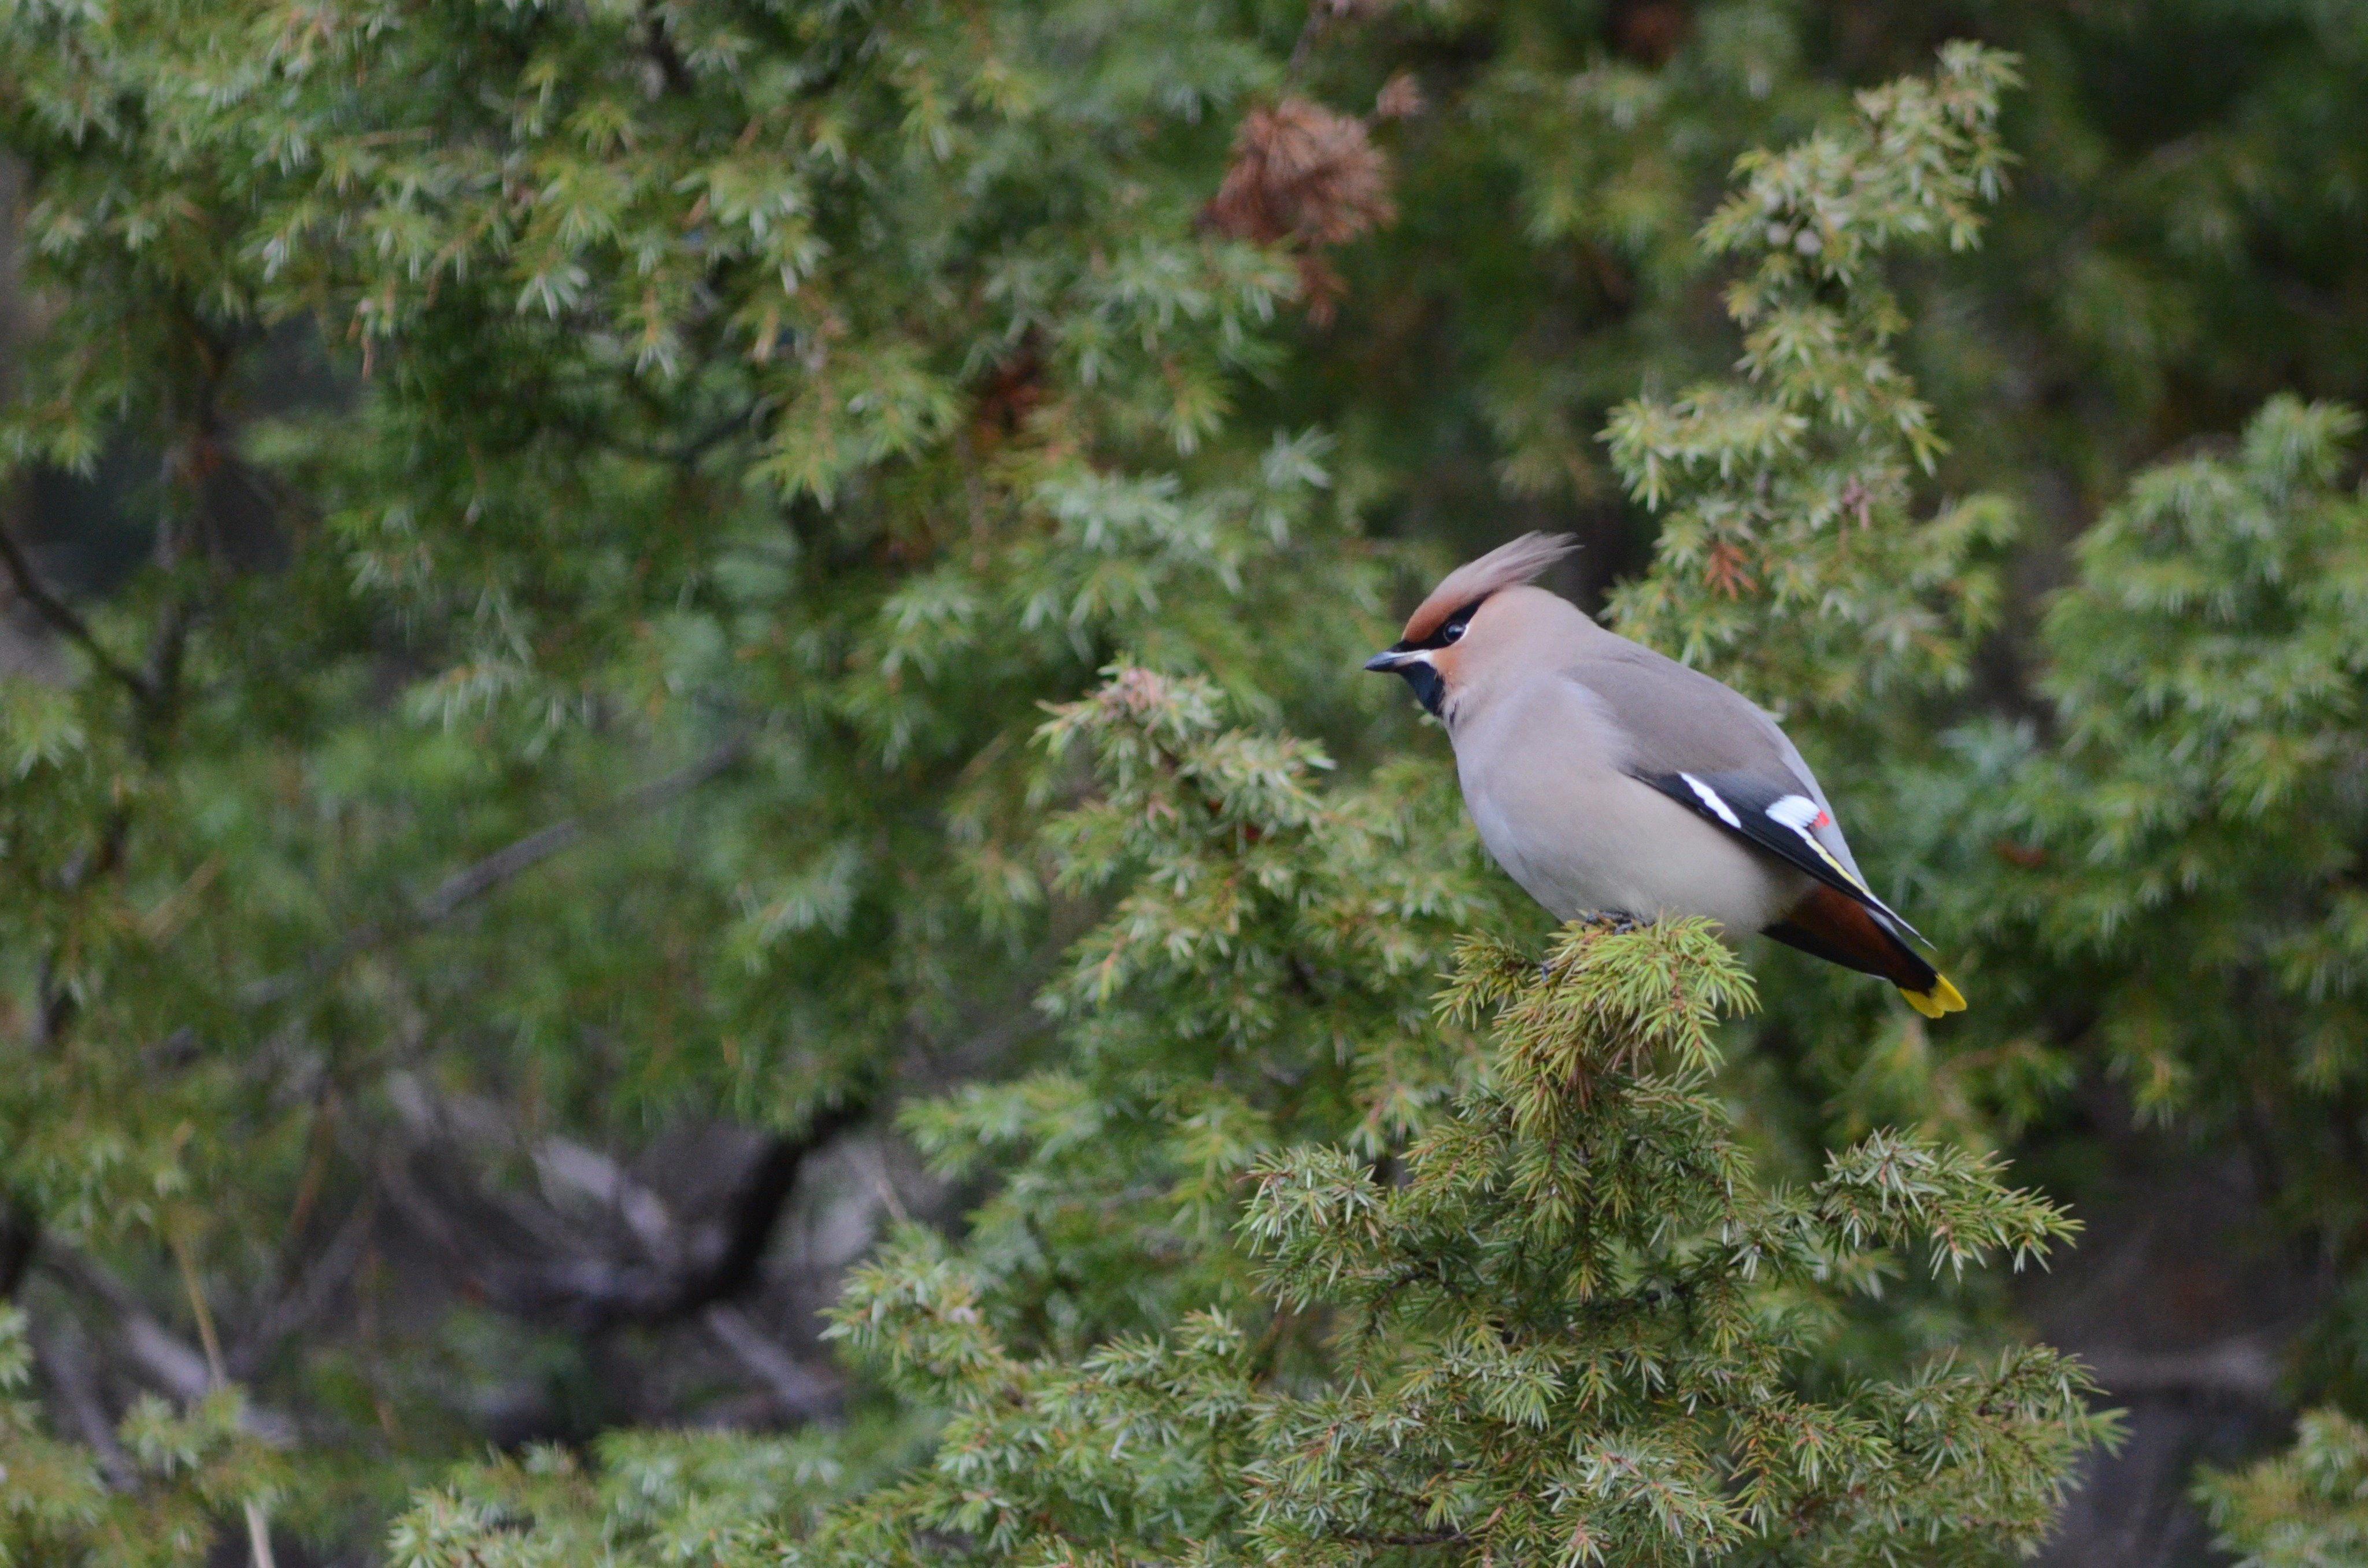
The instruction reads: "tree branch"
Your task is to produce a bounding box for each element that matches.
[131,593,195,757]
[230,1190,380,1382]
[639,0,695,97]
[28,1310,136,1489]
[2077,1336,2284,1399]
[0,1200,36,1298]
[39,1245,297,1444]
[243,736,746,1005]
[0,521,154,702]
[701,1302,842,1419]
[376,1083,870,1337]
[44,1245,213,1401]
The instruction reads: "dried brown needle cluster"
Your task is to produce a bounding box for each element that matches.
[1205,97,1396,323]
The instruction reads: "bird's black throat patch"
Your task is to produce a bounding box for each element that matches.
[1388,660,1446,718]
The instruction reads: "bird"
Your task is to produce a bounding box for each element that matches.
[1363,532,1964,1018]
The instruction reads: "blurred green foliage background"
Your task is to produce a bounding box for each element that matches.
[3,1,2367,1562]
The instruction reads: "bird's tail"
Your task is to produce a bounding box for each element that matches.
[1763,885,1969,1017]
[1897,974,1967,1019]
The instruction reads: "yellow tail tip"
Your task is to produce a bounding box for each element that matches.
[1900,975,1967,1019]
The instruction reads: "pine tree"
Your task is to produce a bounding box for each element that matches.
[1856,394,2368,1215]
[1239,922,2105,1565]
[1589,40,2028,1149]
[1601,41,2018,717]
[820,915,2108,1568]
[2195,1408,2368,1568]
[375,50,2111,1565]
[0,1,1401,1548]
[2007,397,2368,1112]
[390,774,2113,1564]
[0,1308,286,1566]
[6,0,2363,1555]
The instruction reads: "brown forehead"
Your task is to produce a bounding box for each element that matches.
[1402,586,1479,644]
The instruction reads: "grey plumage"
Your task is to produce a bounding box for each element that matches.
[1366,533,1963,1016]
[1438,591,1823,931]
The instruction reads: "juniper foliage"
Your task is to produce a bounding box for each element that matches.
[806,919,2108,1567]
[1585,42,2027,1142]
[1601,42,2018,719]
[3,0,2361,1555]
[1859,392,2368,1197]
[0,0,1400,1549]
[1966,394,2368,1126]
[1864,394,2368,1558]
[2196,1408,2368,1568]
[0,1308,286,1567]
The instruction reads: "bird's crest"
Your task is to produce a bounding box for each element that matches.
[1403,532,1579,643]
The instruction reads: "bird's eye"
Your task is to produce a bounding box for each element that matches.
[1441,620,1467,644]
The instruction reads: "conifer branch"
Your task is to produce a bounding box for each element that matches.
[0,520,154,702]
[39,1245,298,1445]
[25,1314,136,1489]
[372,1081,868,1340]
[242,736,746,1005]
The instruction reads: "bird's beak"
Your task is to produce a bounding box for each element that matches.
[1363,648,1446,719]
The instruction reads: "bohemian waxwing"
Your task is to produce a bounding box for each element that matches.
[1365,532,1965,1018]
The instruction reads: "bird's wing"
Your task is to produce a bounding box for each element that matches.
[1560,642,1912,937]
[1635,765,1925,941]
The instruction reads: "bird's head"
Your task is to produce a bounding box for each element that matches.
[1365,532,1580,722]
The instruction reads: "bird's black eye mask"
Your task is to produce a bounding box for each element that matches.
[1366,596,1490,718]
[1396,596,1490,653]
